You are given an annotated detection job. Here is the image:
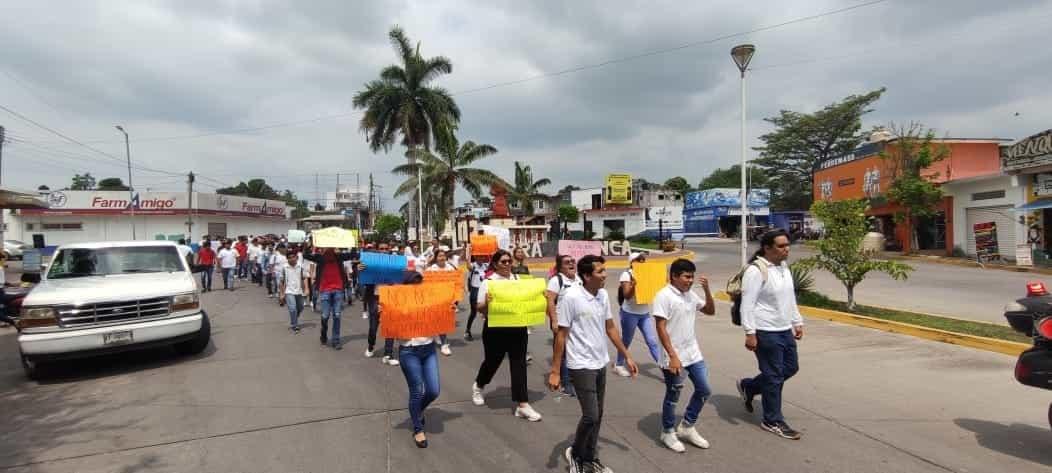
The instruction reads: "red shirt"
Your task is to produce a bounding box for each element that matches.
[235,242,247,260]
[319,255,343,292]
[198,248,216,266]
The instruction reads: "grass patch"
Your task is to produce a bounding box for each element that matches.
[629,241,659,250]
[796,290,1031,344]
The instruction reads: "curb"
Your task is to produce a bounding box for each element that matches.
[713,292,1029,357]
[883,252,1052,276]
[525,250,696,271]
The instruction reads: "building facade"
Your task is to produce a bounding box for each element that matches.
[1001,129,1052,264]
[7,190,292,247]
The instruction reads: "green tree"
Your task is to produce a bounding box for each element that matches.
[394,128,506,238]
[69,173,96,190]
[557,204,580,236]
[97,177,130,191]
[353,25,460,245]
[663,176,692,196]
[796,198,912,310]
[218,179,310,219]
[881,123,950,253]
[698,165,769,190]
[506,161,551,216]
[374,214,405,242]
[754,88,886,210]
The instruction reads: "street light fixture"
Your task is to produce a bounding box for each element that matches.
[115,125,136,240]
[731,44,755,267]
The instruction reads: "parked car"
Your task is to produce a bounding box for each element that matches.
[13,241,210,379]
[4,239,32,260]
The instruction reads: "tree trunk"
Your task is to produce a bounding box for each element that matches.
[846,284,856,311]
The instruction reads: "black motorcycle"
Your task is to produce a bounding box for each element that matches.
[1004,281,1052,430]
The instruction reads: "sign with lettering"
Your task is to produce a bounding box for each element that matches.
[23,191,288,219]
[815,141,885,170]
[973,222,1000,262]
[558,240,603,261]
[605,173,633,204]
[1016,244,1033,267]
[1002,129,1052,171]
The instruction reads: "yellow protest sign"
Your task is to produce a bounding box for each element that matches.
[423,268,466,302]
[312,227,357,248]
[486,278,547,327]
[631,261,667,305]
[379,282,456,339]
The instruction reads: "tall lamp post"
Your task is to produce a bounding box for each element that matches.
[115,125,136,240]
[731,44,755,267]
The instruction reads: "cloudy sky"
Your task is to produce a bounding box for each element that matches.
[2,0,1051,210]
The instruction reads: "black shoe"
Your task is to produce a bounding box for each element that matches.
[761,421,802,440]
[465,332,473,342]
[590,459,612,473]
[738,379,754,414]
[414,436,428,448]
[333,343,343,350]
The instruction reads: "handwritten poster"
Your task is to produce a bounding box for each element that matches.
[558,240,603,262]
[379,283,456,339]
[631,262,667,305]
[487,279,547,327]
[312,227,357,248]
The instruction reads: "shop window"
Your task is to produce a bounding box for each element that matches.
[972,190,1005,201]
[838,178,855,187]
[25,223,35,231]
[62,223,83,230]
[41,223,83,231]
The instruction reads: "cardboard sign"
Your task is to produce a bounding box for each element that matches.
[312,227,357,248]
[423,268,466,302]
[1017,244,1034,267]
[471,234,498,257]
[379,282,456,339]
[359,251,409,285]
[558,240,603,262]
[287,229,306,244]
[631,262,667,305]
[486,278,547,327]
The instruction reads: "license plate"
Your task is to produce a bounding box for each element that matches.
[103,331,134,345]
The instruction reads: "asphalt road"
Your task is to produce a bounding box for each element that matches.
[684,239,1037,325]
[1,271,1050,472]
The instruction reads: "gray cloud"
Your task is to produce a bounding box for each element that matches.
[1,0,1050,208]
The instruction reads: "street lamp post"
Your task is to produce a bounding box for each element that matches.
[115,125,136,240]
[731,44,755,267]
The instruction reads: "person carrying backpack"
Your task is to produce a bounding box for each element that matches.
[546,254,581,397]
[735,229,805,440]
[613,252,662,377]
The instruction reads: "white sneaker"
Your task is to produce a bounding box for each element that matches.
[661,431,686,453]
[440,344,452,356]
[364,349,375,358]
[612,365,631,377]
[676,421,710,449]
[362,312,368,319]
[565,447,579,473]
[382,356,400,366]
[514,404,542,422]
[471,383,485,406]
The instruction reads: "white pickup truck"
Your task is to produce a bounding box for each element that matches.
[15,241,210,379]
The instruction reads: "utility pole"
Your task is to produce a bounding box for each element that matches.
[115,125,136,240]
[314,173,319,211]
[186,172,195,239]
[0,126,5,243]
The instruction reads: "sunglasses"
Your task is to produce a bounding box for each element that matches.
[562,259,575,265]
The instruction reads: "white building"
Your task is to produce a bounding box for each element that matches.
[324,185,368,212]
[6,190,293,247]
[943,175,1027,260]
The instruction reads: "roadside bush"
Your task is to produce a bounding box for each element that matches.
[607,230,625,241]
[789,261,815,294]
[951,245,966,258]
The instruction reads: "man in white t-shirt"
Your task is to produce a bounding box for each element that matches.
[614,252,662,377]
[279,252,309,332]
[217,240,238,291]
[652,258,715,453]
[176,239,193,269]
[549,255,637,473]
[247,239,262,284]
[268,247,288,299]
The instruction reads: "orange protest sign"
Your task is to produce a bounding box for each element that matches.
[470,234,498,257]
[631,262,667,305]
[379,282,456,339]
[423,268,466,302]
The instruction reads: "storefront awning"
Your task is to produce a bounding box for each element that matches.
[0,188,49,209]
[1013,200,1052,212]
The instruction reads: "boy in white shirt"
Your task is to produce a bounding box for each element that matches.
[279,252,309,332]
[549,255,638,473]
[653,258,715,453]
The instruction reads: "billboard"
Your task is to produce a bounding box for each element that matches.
[604,173,633,205]
[684,188,770,210]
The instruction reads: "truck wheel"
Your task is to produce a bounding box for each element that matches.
[20,350,40,381]
[174,312,211,356]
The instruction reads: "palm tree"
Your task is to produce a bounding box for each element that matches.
[506,161,552,216]
[352,25,460,246]
[392,129,506,246]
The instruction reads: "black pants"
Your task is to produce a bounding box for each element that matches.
[569,368,606,462]
[466,286,480,333]
[475,325,529,403]
[365,292,394,355]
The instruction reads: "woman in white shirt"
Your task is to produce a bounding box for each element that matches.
[425,249,458,356]
[470,249,543,422]
[737,229,805,441]
[545,254,581,396]
[395,272,443,448]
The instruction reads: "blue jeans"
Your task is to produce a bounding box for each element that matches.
[221,268,235,290]
[617,309,661,366]
[319,290,344,347]
[742,330,799,424]
[661,360,712,431]
[200,268,213,291]
[238,260,249,278]
[285,294,304,328]
[399,343,441,433]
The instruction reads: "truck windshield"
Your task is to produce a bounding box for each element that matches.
[47,246,185,279]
